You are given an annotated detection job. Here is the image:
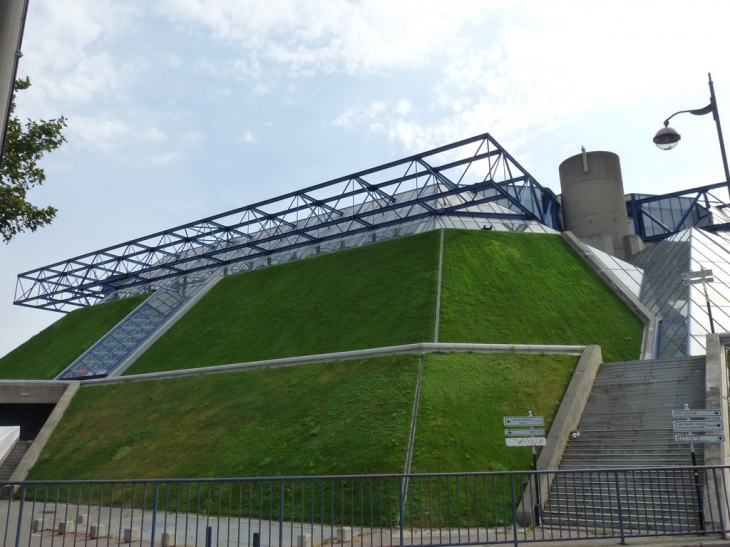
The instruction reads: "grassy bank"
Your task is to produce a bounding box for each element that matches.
[411,352,577,473]
[28,355,420,480]
[438,230,643,362]
[0,295,148,380]
[125,232,440,375]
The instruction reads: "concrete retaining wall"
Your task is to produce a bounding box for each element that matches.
[516,345,603,526]
[9,382,80,482]
[85,342,586,385]
[0,426,19,465]
[0,381,69,404]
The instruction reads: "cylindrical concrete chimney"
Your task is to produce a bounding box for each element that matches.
[559,151,629,258]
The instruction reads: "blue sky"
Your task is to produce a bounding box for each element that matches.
[2,0,730,358]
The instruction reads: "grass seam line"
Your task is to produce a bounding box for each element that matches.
[434,228,445,343]
[79,343,587,385]
[404,354,425,475]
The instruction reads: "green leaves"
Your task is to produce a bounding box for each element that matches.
[0,77,66,242]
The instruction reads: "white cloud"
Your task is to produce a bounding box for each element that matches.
[393,99,411,116]
[152,152,182,164]
[20,0,139,108]
[159,0,508,75]
[240,130,257,144]
[141,127,167,142]
[331,101,386,128]
[67,116,133,151]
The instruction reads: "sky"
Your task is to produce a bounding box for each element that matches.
[2,0,730,358]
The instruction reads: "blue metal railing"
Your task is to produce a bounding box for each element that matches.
[1,466,729,547]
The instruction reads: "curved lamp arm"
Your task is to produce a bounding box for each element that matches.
[663,103,714,127]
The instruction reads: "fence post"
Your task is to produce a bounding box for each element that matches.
[253,532,260,547]
[398,476,405,547]
[614,472,626,545]
[14,485,25,547]
[510,476,518,547]
[279,481,285,547]
[150,483,159,547]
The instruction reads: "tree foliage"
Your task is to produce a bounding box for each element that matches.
[1,78,66,243]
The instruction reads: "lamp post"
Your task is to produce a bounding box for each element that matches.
[653,73,730,198]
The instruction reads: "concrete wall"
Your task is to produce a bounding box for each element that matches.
[0,426,19,465]
[0,0,28,155]
[516,345,603,526]
[0,381,69,404]
[704,333,730,531]
[559,151,630,259]
[9,382,80,482]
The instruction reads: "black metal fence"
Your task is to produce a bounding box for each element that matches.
[2,466,729,547]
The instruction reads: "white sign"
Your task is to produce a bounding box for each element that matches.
[503,416,544,426]
[674,421,723,431]
[505,437,547,447]
[683,278,714,286]
[675,434,726,443]
[672,409,722,418]
[682,269,713,280]
[505,428,545,437]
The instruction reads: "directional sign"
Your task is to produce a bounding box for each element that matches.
[672,409,722,418]
[682,269,713,280]
[503,416,544,427]
[505,437,547,447]
[683,278,714,286]
[675,434,726,443]
[505,428,545,437]
[674,420,723,431]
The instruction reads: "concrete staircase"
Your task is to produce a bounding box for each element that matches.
[543,356,707,532]
[0,440,32,481]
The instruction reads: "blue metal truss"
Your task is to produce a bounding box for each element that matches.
[15,132,561,311]
[627,182,730,243]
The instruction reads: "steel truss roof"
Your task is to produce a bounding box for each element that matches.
[627,182,730,242]
[15,132,561,311]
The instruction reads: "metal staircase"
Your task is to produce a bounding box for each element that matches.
[543,356,707,532]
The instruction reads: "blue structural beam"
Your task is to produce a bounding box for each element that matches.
[627,182,730,243]
[15,132,561,311]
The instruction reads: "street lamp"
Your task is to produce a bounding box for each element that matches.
[653,73,730,196]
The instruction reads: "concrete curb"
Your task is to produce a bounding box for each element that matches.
[561,231,656,360]
[9,381,80,482]
[81,342,586,385]
[516,345,603,526]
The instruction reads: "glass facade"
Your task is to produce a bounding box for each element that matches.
[625,227,730,357]
[103,193,557,302]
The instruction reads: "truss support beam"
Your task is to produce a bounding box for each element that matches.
[15,132,560,310]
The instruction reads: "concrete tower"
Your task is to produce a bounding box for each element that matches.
[559,150,631,258]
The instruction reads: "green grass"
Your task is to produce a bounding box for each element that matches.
[0,294,149,380]
[438,230,644,362]
[411,352,577,473]
[28,355,420,480]
[408,352,577,527]
[125,232,440,375]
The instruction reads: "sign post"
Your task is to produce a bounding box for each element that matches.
[670,403,727,531]
[503,411,545,525]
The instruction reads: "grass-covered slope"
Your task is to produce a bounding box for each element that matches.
[29,351,577,480]
[438,230,643,362]
[125,231,440,375]
[0,295,148,380]
[411,352,577,473]
[28,356,420,480]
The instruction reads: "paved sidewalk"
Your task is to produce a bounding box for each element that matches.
[3,500,730,547]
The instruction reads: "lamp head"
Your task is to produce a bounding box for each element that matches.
[654,126,681,150]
